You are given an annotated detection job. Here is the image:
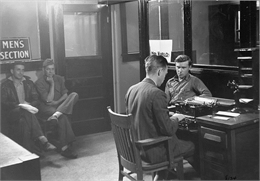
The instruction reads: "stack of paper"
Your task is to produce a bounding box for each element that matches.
[239,98,253,104]
[213,111,240,120]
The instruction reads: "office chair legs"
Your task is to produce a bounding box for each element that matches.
[176,161,184,180]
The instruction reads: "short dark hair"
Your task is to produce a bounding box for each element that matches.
[10,61,25,70]
[175,55,192,66]
[144,55,168,74]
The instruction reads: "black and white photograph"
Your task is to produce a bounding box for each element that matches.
[0,0,259,180]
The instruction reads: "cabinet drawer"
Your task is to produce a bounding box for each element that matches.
[200,126,227,148]
[203,147,227,165]
[201,160,228,180]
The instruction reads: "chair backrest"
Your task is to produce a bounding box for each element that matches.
[107,106,142,172]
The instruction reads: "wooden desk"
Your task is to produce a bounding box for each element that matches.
[197,112,259,180]
[0,133,41,180]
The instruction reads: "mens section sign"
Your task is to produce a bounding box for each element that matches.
[0,38,31,63]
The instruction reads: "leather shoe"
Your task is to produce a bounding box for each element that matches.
[47,115,58,122]
[43,142,56,152]
[61,147,78,159]
[154,170,168,180]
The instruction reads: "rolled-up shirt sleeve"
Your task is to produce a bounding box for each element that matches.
[193,78,212,97]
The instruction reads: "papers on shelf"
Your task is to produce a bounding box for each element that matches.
[215,111,240,117]
[239,98,253,104]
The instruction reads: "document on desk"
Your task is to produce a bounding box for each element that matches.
[213,116,230,120]
[239,98,253,104]
[215,111,240,117]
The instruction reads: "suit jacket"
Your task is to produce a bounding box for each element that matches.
[125,78,179,163]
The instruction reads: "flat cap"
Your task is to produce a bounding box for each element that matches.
[43,58,54,67]
[10,61,25,69]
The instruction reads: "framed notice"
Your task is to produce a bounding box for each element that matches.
[0,37,31,64]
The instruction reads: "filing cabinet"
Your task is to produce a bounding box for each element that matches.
[197,113,259,180]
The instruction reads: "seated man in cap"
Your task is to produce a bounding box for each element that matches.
[35,58,79,159]
[1,61,56,155]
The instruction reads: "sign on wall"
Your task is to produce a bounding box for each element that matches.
[0,37,31,64]
[149,40,172,63]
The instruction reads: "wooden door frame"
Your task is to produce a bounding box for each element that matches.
[51,4,114,135]
[51,4,66,77]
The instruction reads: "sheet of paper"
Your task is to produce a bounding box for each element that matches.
[215,111,240,117]
[239,98,253,103]
[213,116,230,120]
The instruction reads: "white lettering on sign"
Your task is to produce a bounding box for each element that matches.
[2,40,25,49]
[0,38,31,62]
[0,50,30,60]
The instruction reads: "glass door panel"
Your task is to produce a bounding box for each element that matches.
[64,12,99,57]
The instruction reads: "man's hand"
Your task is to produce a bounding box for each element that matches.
[170,113,186,122]
[46,76,54,85]
[169,111,175,116]
[46,100,59,106]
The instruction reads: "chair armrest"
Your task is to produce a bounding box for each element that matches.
[135,136,171,147]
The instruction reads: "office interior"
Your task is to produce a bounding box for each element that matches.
[0,0,259,180]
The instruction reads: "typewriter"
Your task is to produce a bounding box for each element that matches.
[169,96,217,130]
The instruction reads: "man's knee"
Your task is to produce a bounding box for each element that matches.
[68,92,79,103]
[58,114,70,124]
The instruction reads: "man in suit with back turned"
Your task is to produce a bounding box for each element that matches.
[125,55,200,179]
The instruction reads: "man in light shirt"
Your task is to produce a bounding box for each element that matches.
[165,55,212,105]
[35,59,78,159]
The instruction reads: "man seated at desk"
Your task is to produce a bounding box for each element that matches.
[165,55,212,105]
[125,55,200,179]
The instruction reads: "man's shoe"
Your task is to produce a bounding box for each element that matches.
[43,142,56,152]
[154,170,168,181]
[61,148,78,159]
[47,115,58,122]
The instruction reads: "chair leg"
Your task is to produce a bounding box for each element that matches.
[136,171,143,181]
[153,170,168,181]
[176,160,184,180]
[152,172,158,181]
[118,165,124,181]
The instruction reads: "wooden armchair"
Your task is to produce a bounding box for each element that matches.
[107,106,184,181]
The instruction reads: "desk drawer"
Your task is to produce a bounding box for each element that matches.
[202,146,227,165]
[200,126,227,148]
[201,160,228,180]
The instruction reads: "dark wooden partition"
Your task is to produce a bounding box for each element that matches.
[138,0,258,105]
